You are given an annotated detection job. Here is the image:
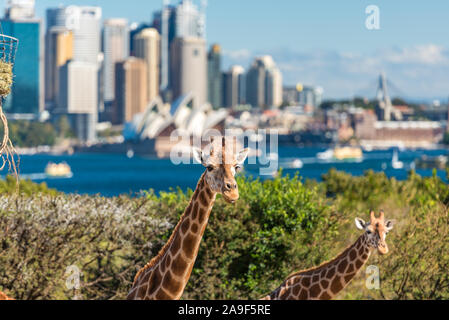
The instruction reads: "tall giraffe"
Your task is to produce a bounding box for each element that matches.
[127,137,249,300]
[262,211,393,300]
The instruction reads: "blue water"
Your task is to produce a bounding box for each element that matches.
[3,147,447,197]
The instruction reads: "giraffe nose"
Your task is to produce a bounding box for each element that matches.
[224,181,237,191]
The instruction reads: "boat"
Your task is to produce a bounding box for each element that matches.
[317,146,363,161]
[317,149,334,160]
[391,150,404,169]
[333,147,363,161]
[45,162,73,178]
[291,159,303,169]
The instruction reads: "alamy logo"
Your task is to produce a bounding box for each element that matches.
[365,265,380,290]
[365,5,380,30]
[65,265,81,290]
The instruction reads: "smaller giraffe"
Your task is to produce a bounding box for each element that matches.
[262,211,394,300]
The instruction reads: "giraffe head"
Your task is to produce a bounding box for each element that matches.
[355,211,394,255]
[193,137,249,204]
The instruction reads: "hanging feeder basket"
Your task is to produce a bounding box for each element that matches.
[0,34,18,97]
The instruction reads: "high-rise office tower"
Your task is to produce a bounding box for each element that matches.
[223,65,245,108]
[154,0,206,97]
[114,57,147,124]
[207,44,222,108]
[266,68,283,108]
[1,0,43,116]
[46,5,102,141]
[170,37,207,108]
[5,0,35,19]
[45,27,73,108]
[129,22,153,55]
[58,61,98,141]
[133,28,160,104]
[102,18,129,104]
[246,56,283,108]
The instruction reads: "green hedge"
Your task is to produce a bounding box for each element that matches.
[0,170,448,300]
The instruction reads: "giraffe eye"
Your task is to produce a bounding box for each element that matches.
[367,230,372,234]
[235,165,242,172]
[207,166,214,172]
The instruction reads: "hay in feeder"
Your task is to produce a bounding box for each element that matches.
[0,60,18,184]
[0,60,13,97]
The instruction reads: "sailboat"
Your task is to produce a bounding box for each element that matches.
[391,149,404,169]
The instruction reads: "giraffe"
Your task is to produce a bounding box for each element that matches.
[0,291,13,300]
[262,211,394,300]
[127,137,249,300]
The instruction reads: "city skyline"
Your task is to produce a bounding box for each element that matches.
[21,0,449,100]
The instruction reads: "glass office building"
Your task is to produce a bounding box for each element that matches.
[1,19,43,116]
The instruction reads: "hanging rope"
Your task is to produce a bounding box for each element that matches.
[0,31,19,184]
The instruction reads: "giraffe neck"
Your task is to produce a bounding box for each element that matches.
[264,233,372,300]
[128,172,217,300]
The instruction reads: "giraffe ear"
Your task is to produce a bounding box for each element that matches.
[192,147,206,166]
[236,148,249,165]
[355,218,367,230]
[385,220,394,232]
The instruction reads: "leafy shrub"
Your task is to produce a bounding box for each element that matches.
[0,170,447,300]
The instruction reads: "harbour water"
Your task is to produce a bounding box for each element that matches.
[4,146,448,197]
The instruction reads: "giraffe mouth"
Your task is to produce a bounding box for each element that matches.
[223,194,238,204]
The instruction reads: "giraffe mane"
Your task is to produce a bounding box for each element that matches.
[132,172,206,285]
[287,233,365,278]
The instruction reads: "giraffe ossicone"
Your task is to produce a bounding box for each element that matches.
[127,136,249,300]
[262,211,394,300]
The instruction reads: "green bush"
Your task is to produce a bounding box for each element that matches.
[0,170,447,300]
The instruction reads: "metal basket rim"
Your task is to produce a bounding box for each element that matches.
[0,34,19,43]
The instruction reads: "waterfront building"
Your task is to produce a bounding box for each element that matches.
[1,0,43,117]
[355,110,444,148]
[170,37,207,108]
[114,57,148,124]
[45,27,73,109]
[133,28,160,104]
[102,19,129,105]
[207,44,222,108]
[223,65,245,108]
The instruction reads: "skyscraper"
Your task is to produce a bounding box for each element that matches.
[133,28,160,104]
[58,61,98,141]
[266,67,283,108]
[223,65,245,108]
[115,57,148,124]
[207,44,222,108]
[46,5,102,141]
[45,27,73,108]
[246,56,283,108]
[102,18,129,104]
[1,0,43,116]
[154,0,206,98]
[170,37,207,108]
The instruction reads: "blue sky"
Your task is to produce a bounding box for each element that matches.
[13,1,449,99]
